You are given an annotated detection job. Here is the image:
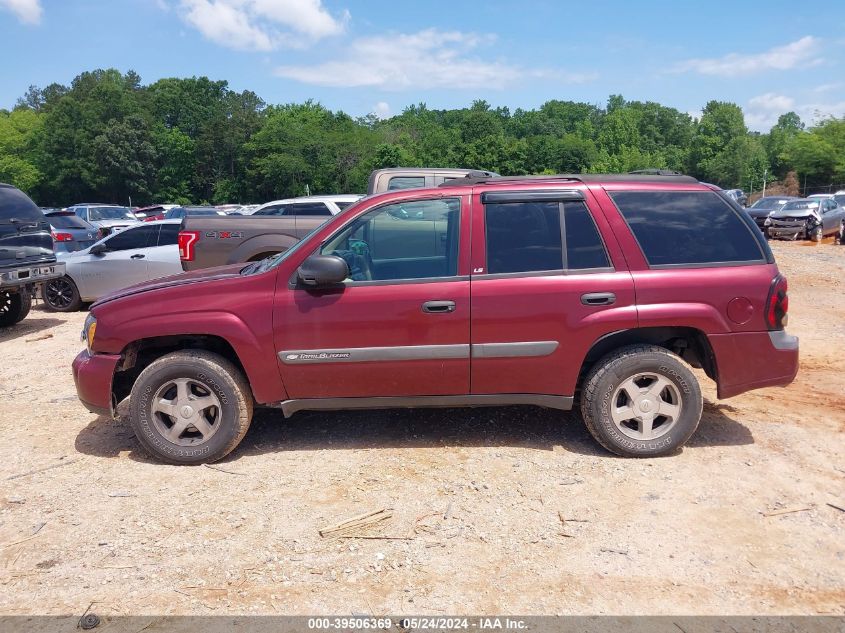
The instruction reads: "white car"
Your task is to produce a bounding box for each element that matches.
[41,220,183,312]
[66,204,141,235]
[250,194,364,217]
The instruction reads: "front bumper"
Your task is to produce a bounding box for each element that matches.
[767,218,813,240]
[710,330,799,399]
[0,262,65,288]
[72,349,121,417]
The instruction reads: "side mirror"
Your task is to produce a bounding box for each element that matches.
[89,243,108,256]
[297,255,349,287]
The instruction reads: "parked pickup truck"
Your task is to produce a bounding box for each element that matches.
[73,171,798,464]
[179,169,498,271]
[1,184,65,327]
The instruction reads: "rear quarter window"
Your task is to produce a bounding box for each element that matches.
[609,191,764,267]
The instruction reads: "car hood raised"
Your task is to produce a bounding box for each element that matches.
[92,263,247,307]
[770,208,820,219]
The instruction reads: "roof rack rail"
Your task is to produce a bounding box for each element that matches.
[440,171,698,187]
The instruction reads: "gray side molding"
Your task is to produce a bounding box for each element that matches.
[279,344,470,364]
[275,393,575,417]
[471,341,559,358]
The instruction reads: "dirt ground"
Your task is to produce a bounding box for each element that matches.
[0,240,843,617]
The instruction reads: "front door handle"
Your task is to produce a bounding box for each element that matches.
[581,292,616,306]
[130,253,146,260]
[422,300,456,313]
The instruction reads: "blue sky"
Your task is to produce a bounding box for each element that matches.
[1,0,844,131]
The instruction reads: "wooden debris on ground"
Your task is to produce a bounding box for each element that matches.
[319,508,392,538]
[25,333,53,343]
[762,506,812,517]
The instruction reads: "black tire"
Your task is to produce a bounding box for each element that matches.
[809,225,823,242]
[837,221,845,245]
[41,276,82,312]
[580,344,703,457]
[0,290,32,327]
[129,350,253,465]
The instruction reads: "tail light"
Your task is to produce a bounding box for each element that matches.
[765,275,789,330]
[96,229,105,240]
[178,230,200,261]
[51,231,73,242]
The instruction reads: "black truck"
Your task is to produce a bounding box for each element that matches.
[0,184,65,327]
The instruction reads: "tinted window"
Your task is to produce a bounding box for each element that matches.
[387,176,425,191]
[321,198,460,282]
[104,225,157,251]
[253,204,285,216]
[610,191,763,266]
[46,213,91,229]
[0,186,43,222]
[157,224,180,246]
[485,201,563,274]
[834,195,845,207]
[286,202,331,216]
[335,201,357,211]
[564,202,610,270]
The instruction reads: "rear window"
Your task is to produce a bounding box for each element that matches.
[609,191,764,266]
[0,186,43,222]
[46,213,90,229]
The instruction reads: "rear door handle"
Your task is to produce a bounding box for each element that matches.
[581,292,616,306]
[130,253,146,260]
[422,300,456,313]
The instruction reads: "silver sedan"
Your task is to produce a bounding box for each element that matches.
[41,220,183,311]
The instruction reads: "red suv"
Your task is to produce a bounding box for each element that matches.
[72,173,798,464]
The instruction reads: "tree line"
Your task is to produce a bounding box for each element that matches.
[1,68,843,207]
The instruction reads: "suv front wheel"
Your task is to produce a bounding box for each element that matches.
[580,345,703,457]
[129,350,253,464]
[0,290,32,327]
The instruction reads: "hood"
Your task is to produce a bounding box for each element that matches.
[746,208,773,218]
[770,207,820,220]
[92,263,247,307]
[91,219,138,228]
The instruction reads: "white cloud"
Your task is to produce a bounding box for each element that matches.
[275,28,596,90]
[179,0,347,52]
[674,36,823,77]
[373,101,391,119]
[744,92,845,131]
[0,0,42,24]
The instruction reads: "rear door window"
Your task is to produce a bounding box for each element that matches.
[104,225,157,251]
[285,202,332,216]
[157,224,180,246]
[609,191,764,266]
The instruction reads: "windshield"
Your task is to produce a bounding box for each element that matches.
[89,206,135,221]
[750,198,787,210]
[780,200,820,212]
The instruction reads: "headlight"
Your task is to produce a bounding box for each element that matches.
[764,217,772,226]
[82,314,97,351]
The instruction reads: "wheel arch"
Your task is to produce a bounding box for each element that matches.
[577,326,718,393]
[112,334,251,407]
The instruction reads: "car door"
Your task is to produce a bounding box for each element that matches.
[273,195,471,399]
[823,199,841,234]
[77,224,156,299]
[145,224,183,280]
[469,188,638,397]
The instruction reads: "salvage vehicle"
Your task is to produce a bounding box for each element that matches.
[73,172,799,464]
[42,220,181,312]
[766,198,845,242]
[179,168,494,272]
[67,204,140,236]
[746,196,800,231]
[1,184,65,326]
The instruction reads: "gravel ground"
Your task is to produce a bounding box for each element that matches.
[0,240,843,616]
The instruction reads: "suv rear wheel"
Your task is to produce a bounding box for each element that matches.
[580,345,703,457]
[129,350,253,464]
[0,290,32,327]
